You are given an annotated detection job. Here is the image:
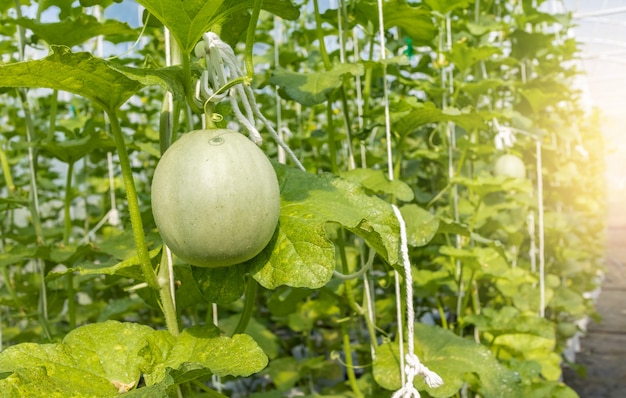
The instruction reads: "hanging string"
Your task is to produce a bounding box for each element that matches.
[352,26,367,168]
[536,140,546,317]
[195,33,305,170]
[391,205,444,398]
[374,0,407,387]
[376,0,393,181]
[346,18,379,360]
[374,0,444,395]
[518,60,546,317]
[273,15,286,164]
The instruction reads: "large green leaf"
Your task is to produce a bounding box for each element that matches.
[0,321,154,397]
[135,0,225,52]
[136,0,299,53]
[0,321,267,397]
[339,168,414,202]
[249,164,400,289]
[0,47,142,111]
[270,63,364,106]
[193,262,251,304]
[13,14,136,47]
[0,47,187,111]
[448,41,500,73]
[373,323,522,397]
[140,325,268,385]
[355,0,437,45]
[400,204,439,247]
[394,102,487,135]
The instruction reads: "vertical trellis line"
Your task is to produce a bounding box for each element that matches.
[374,1,444,395]
[352,27,367,168]
[536,140,546,317]
[374,0,406,386]
[376,0,393,182]
[391,205,444,398]
[273,15,286,164]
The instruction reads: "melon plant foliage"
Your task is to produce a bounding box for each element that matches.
[0,0,605,397]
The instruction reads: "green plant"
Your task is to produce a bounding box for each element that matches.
[0,0,605,397]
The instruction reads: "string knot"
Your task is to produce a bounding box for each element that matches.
[391,354,444,397]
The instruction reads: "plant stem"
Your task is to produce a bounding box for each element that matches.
[67,271,76,329]
[232,277,258,335]
[63,162,74,244]
[180,51,203,114]
[158,30,182,337]
[341,322,363,398]
[0,141,15,192]
[337,232,362,314]
[63,160,76,329]
[245,0,263,79]
[48,90,58,139]
[436,296,449,329]
[106,109,159,291]
[158,247,180,335]
[326,101,338,174]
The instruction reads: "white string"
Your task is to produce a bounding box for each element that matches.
[536,140,546,317]
[195,33,305,171]
[376,0,393,182]
[373,0,443,394]
[493,119,517,150]
[273,15,286,164]
[210,301,223,392]
[391,205,444,398]
[374,0,408,386]
[165,245,176,311]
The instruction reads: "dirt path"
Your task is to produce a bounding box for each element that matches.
[563,202,626,396]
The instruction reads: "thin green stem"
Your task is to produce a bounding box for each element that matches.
[436,296,449,329]
[457,269,475,336]
[67,272,76,329]
[180,52,203,114]
[245,0,263,79]
[0,141,15,192]
[326,102,338,174]
[232,277,258,335]
[341,322,364,398]
[106,109,159,291]
[1,266,21,312]
[159,91,176,154]
[63,162,74,244]
[48,90,58,139]
[337,232,362,314]
[157,30,183,337]
[63,161,76,329]
[158,248,180,335]
[339,87,356,168]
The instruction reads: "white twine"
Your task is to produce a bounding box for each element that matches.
[391,205,443,398]
[195,33,305,170]
[493,119,516,150]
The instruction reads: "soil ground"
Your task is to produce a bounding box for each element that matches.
[562,194,626,397]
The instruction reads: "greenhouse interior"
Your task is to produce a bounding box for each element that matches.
[0,0,625,397]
